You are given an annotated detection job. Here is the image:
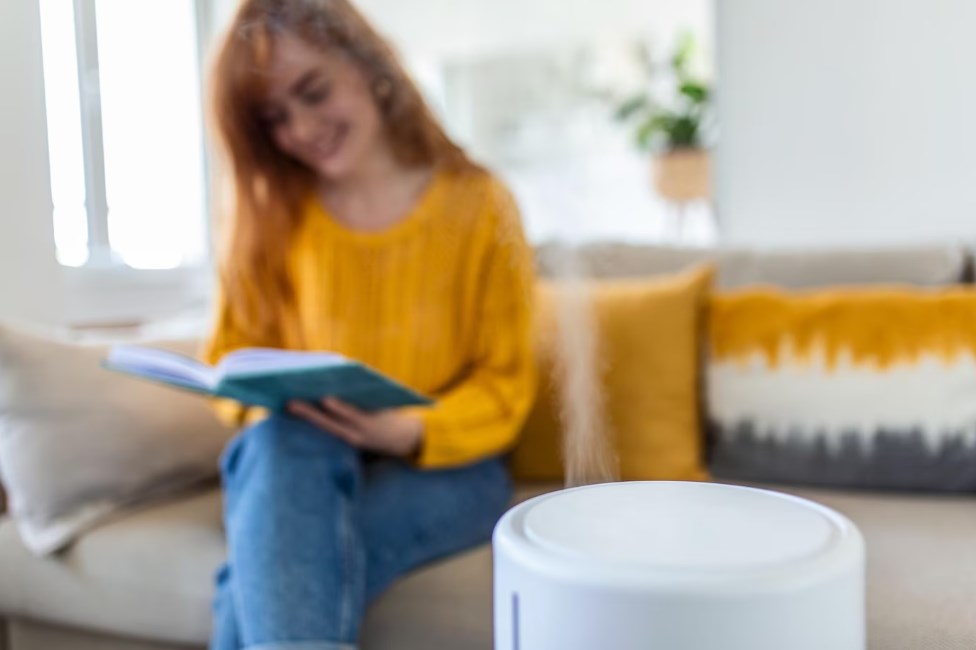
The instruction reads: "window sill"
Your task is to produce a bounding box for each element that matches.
[62,264,214,329]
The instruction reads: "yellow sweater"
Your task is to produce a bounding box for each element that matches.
[202,169,537,468]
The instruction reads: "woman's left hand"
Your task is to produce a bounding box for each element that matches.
[287,397,424,457]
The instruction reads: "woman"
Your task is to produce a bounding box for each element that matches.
[203,1,536,648]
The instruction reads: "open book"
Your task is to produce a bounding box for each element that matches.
[104,345,432,412]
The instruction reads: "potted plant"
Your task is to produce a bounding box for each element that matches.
[615,33,714,202]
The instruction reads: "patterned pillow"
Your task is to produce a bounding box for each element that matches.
[707,287,976,492]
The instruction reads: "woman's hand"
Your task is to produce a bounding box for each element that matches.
[287,397,424,457]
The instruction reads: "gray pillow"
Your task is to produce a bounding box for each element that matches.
[0,326,232,555]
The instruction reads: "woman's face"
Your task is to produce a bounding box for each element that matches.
[259,32,387,183]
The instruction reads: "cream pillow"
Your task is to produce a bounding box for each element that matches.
[0,326,232,555]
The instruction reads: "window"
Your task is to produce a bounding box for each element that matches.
[38,0,209,271]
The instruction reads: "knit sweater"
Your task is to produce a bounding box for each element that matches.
[203,169,537,468]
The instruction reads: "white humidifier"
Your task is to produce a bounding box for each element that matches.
[493,481,865,650]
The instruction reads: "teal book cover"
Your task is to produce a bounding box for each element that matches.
[103,346,432,412]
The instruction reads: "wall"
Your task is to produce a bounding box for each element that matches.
[715,0,976,247]
[212,0,710,58]
[0,0,64,327]
[356,0,710,59]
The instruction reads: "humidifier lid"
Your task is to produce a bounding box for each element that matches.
[521,481,841,572]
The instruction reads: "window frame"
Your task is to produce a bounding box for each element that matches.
[57,0,219,326]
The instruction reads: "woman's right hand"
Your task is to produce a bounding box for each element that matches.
[288,397,424,458]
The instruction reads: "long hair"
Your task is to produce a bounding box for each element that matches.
[208,0,477,342]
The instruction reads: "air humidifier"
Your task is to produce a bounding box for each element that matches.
[494,481,864,650]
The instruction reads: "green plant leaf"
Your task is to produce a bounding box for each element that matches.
[637,114,674,150]
[616,30,713,152]
[615,94,649,121]
[668,115,700,148]
[679,81,709,104]
[671,31,695,76]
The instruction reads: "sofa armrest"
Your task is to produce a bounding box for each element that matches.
[0,616,8,650]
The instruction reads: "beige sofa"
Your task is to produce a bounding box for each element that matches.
[2,243,976,650]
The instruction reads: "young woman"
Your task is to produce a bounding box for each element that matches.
[203,1,536,648]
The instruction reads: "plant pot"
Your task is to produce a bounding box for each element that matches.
[652,148,710,202]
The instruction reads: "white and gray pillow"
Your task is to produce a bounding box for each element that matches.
[706,288,976,492]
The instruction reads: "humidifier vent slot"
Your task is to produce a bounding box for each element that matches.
[512,592,521,650]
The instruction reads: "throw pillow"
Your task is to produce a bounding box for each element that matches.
[511,266,713,482]
[707,287,976,491]
[0,326,232,555]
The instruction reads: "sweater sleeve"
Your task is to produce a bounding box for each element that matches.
[199,286,275,428]
[412,182,538,468]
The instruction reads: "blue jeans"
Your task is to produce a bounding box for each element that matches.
[209,415,512,650]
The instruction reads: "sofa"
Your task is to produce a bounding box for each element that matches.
[2,243,975,650]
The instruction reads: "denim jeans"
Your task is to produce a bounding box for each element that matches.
[208,414,513,650]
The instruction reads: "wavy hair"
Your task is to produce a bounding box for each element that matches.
[208,0,476,342]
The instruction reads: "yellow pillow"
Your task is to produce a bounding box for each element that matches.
[511,265,713,482]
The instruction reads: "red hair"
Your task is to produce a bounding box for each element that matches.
[208,0,477,342]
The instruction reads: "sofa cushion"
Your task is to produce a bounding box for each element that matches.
[1,482,973,650]
[0,487,224,645]
[0,482,554,649]
[6,620,195,650]
[535,243,968,289]
[707,286,976,491]
[761,483,976,650]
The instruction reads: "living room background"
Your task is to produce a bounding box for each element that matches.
[3,0,976,329]
[3,3,976,647]
[3,0,712,329]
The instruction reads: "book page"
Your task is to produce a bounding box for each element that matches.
[217,348,349,379]
[106,345,216,388]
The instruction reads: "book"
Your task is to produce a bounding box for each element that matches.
[103,345,433,412]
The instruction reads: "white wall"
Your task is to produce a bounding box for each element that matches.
[213,0,710,60]
[715,0,976,247]
[0,0,64,327]
[357,0,710,59]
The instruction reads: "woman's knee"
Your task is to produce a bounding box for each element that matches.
[232,414,361,481]
[469,457,514,518]
[245,414,351,456]
[241,414,289,458]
